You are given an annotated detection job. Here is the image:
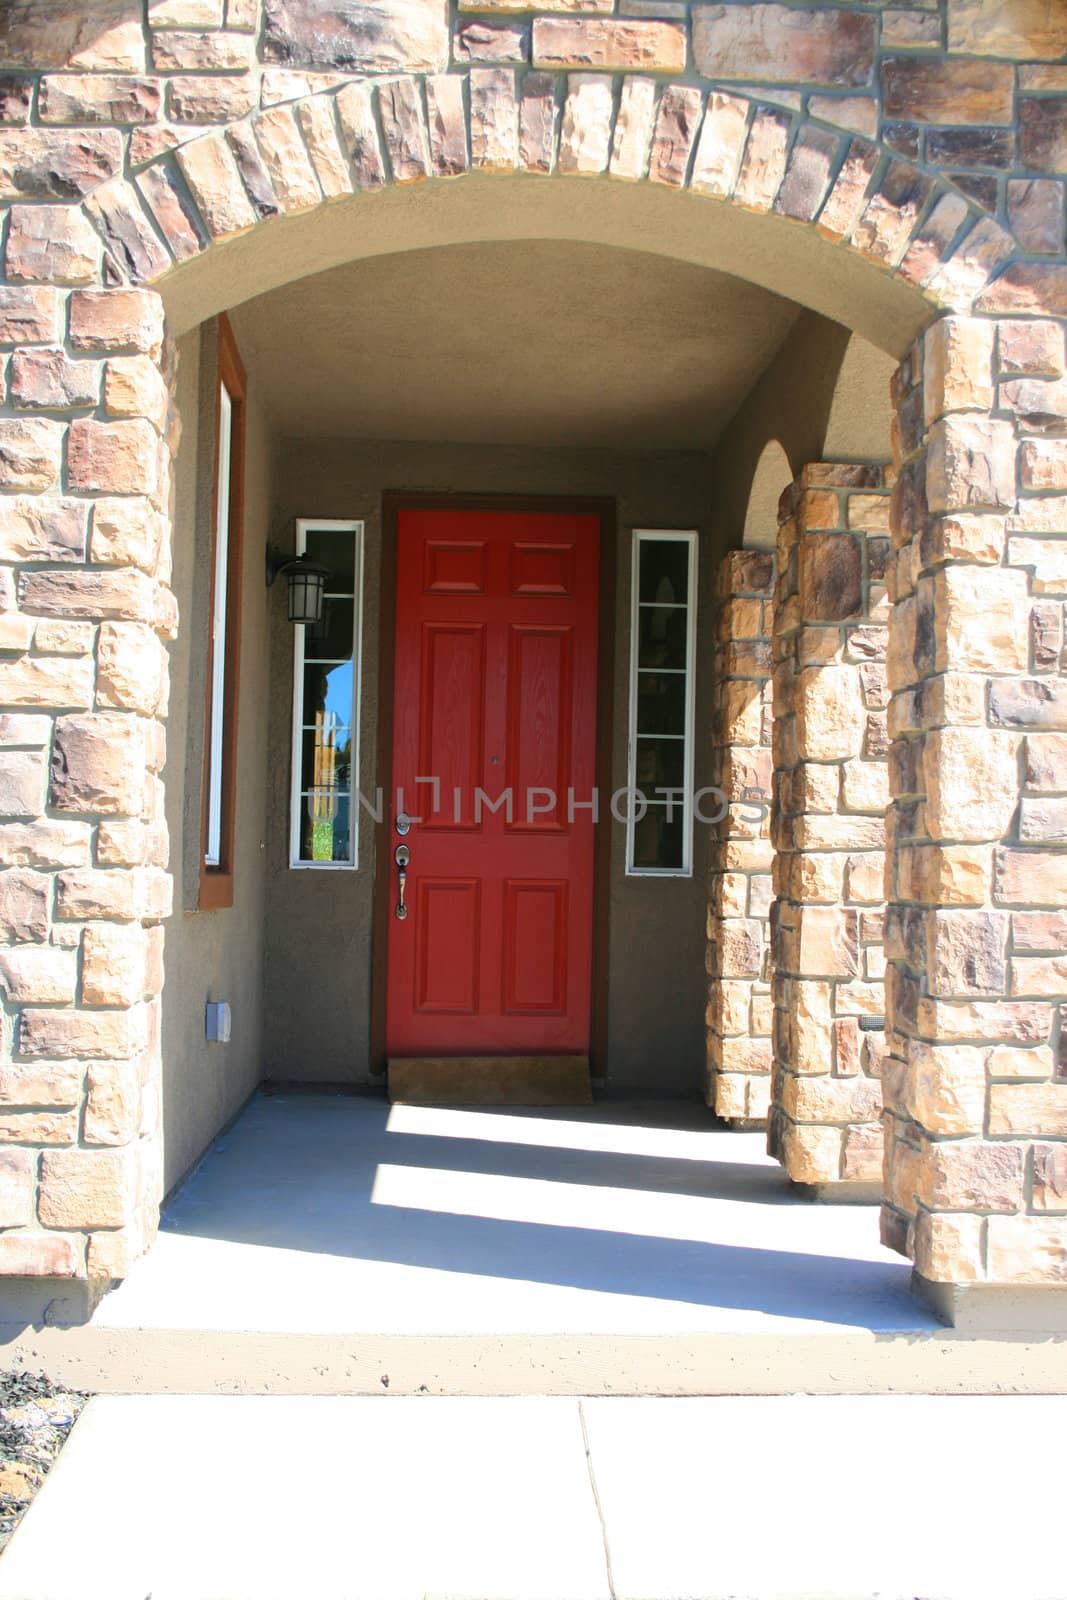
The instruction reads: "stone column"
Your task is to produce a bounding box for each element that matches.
[882,313,1067,1321]
[0,276,175,1309]
[767,465,891,1191]
[706,549,775,1124]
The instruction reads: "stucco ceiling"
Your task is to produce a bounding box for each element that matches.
[228,240,800,451]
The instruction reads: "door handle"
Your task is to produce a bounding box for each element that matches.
[394,844,410,920]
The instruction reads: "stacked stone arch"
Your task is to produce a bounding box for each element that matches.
[1,0,1066,1316]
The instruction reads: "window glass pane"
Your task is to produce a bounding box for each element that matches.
[638,539,689,606]
[303,527,356,586]
[303,596,354,661]
[637,604,687,670]
[302,661,353,731]
[634,736,686,794]
[631,804,684,871]
[299,792,351,863]
[636,670,687,736]
[300,726,353,792]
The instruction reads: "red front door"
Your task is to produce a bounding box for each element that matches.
[386,507,600,1057]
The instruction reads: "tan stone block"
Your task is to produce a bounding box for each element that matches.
[1008,179,1066,257]
[68,290,165,360]
[719,1036,773,1075]
[0,1058,82,1107]
[4,205,101,285]
[922,728,1019,844]
[904,1041,986,1135]
[841,758,889,814]
[917,997,1051,1044]
[948,0,1067,59]
[0,1108,78,1144]
[689,90,748,198]
[136,165,202,266]
[1011,955,1067,997]
[918,1140,1023,1211]
[921,513,1006,567]
[1033,1144,1067,1212]
[988,1044,1054,1080]
[558,74,613,175]
[648,84,702,189]
[0,656,93,712]
[795,665,865,761]
[0,870,50,944]
[779,1119,842,1184]
[795,906,858,979]
[55,868,138,922]
[50,714,146,818]
[609,75,656,182]
[734,106,790,213]
[0,1149,34,1228]
[0,945,77,1005]
[84,1060,140,1145]
[994,848,1067,907]
[21,1004,145,1062]
[19,567,161,628]
[912,1211,984,1283]
[533,17,685,70]
[82,923,148,1008]
[844,852,884,904]
[0,1232,78,1277]
[177,133,257,238]
[923,317,995,423]
[0,418,63,493]
[67,418,157,498]
[96,623,169,718]
[31,621,89,658]
[0,498,88,565]
[10,347,99,412]
[89,499,162,574]
[1021,440,1067,493]
[840,1122,883,1183]
[928,907,1008,999]
[0,820,91,871]
[251,104,321,212]
[927,416,1016,514]
[0,287,61,348]
[693,3,874,86]
[987,1214,1067,1283]
[0,749,46,818]
[38,1147,133,1230]
[468,68,517,173]
[792,852,846,904]
[783,1074,882,1124]
[1012,911,1067,951]
[103,357,170,433]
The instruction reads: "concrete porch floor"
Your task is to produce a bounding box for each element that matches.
[6,1093,1067,1394]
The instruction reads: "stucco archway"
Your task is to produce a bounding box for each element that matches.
[2,26,1066,1316]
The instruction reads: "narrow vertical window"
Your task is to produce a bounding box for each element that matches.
[200,317,245,909]
[626,530,698,877]
[289,520,363,869]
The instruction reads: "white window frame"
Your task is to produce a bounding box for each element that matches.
[625,528,698,879]
[289,518,364,870]
[204,380,232,869]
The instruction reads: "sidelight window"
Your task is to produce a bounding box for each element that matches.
[289,520,364,869]
[626,529,698,877]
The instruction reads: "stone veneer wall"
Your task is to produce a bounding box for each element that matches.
[767,466,892,1187]
[0,0,1065,1293]
[882,315,1067,1290]
[706,549,774,1125]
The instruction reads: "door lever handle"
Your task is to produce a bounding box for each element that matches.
[394,844,410,920]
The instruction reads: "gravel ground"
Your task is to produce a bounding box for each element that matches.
[0,1372,86,1555]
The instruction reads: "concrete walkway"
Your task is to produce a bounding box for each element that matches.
[1,1393,1064,1600]
[8,1094,1067,1394]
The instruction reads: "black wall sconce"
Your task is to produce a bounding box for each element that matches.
[265,546,332,625]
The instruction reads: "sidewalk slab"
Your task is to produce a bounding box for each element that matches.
[0,1396,610,1600]
[583,1394,1067,1600]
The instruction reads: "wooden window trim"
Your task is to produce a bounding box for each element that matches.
[199,315,246,911]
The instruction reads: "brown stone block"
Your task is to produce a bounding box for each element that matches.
[926,415,1015,514]
[0,418,63,493]
[67,417,158,497]
[68,289,165,359]
[927,908,1008,999]
[1020,98,1067,177]
[533,17,685,70]
[798,533,861,623]
[379,75,433,181]
[694,4,874,86]
[882,56,1014,126]
[55,868,137,922]
[38,1147,133,1230]
[0,287,61,347]
[9,348,98,412]
[774,125,838,223]
[136,164,203,265]
[4,205,101,285]
[0,74,33,126]
[0,128,122,202]
[50,713,146,817]
[0,497,87,563]
[1007,179,1066,256]
[425,74,468,179]
[1033,1144,1067,1211]
[734,106,793,213]
[21,1005,144,1063]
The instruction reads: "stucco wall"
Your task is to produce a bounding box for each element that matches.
[264,439,717,1095]
[712,318,896,550]
[160,325,272,1192]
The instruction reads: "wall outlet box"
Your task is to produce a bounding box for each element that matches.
[205,1001,232,1044]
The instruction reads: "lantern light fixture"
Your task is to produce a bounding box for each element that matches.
[265,546,332,625]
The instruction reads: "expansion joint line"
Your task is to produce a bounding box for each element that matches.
[578,1399,617,1600]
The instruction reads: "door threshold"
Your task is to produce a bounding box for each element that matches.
[387,1055,592,1106]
